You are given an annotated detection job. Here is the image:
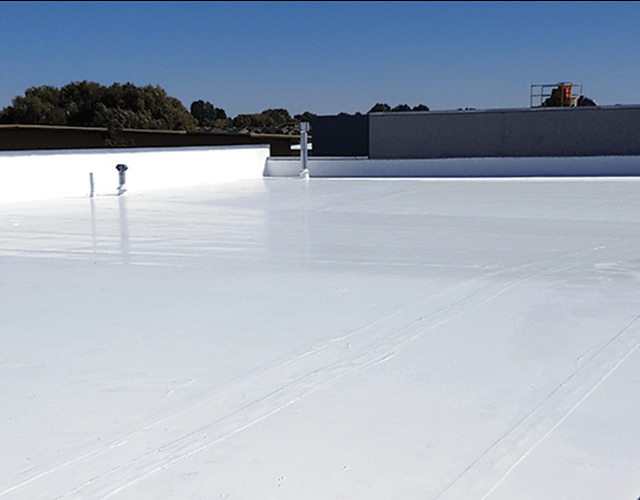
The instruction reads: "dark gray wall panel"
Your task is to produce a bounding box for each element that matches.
[369,106,640,159]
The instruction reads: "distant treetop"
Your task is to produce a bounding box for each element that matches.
[190,100,227,129]
[193,103,316,135]
[0,81,432,139]
[368,103,430,113]
[0,81,198,133]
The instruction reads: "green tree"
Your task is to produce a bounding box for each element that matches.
[230,108,295,134]
[190,100,227,128]
[366,103,429,114]
[231,114,254,130]
[294,111,315,123]
[1,85,66,125]
[392,104,412,112]
[0,81,197,132]
[261,108,291,126]
[368,103,392,113]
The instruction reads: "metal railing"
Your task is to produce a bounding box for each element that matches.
[530,83,583,107]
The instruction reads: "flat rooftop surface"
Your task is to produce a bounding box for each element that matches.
[2,177,640,500]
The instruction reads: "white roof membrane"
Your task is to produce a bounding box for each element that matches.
[2,173,640,500]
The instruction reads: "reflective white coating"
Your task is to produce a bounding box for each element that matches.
[2,175,640,500]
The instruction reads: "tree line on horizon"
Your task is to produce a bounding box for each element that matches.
[0,81,431,138]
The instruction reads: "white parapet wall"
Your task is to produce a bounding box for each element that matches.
[263,155,640,178]
[1,145,270,203]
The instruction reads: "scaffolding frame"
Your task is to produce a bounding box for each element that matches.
[530,83,583,107]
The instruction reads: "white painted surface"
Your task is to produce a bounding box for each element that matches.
[2,174,640,500]
[264,155,640,177]
[0,145,269,203]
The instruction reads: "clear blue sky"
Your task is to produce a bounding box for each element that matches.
[1,1,639,117]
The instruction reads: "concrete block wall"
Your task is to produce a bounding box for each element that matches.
[369,105,640,159]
